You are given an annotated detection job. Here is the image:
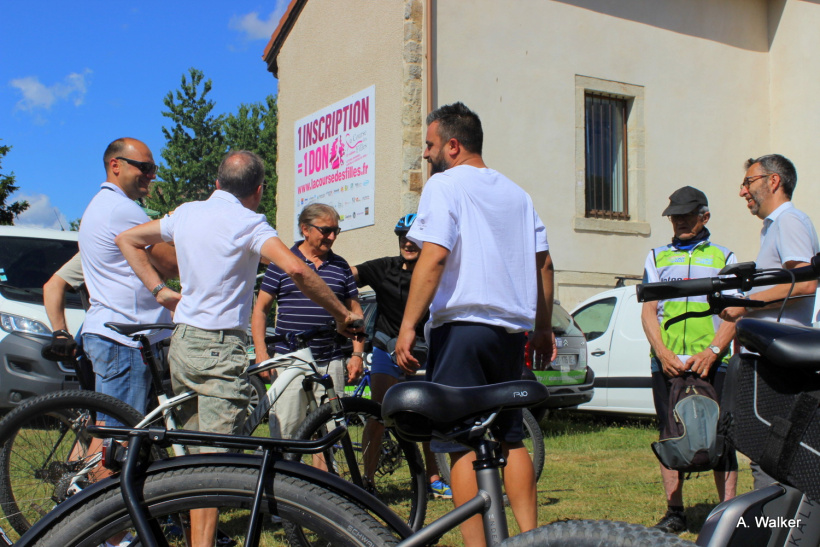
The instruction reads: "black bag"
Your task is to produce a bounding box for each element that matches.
[652,373,724,472]
[722,353,820,501]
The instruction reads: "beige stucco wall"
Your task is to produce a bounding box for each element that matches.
[274,0,408,265]
[768,0,820,232]
[432,0,775,307]
[271,0,820,309]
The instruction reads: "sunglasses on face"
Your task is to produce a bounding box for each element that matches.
[309,224,341,237]
[116,157,158,176]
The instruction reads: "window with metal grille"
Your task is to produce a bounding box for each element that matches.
[584,93,628,220]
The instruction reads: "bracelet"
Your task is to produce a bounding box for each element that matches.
[151,282,167,297]
[52,329,72,338]
[351,352,365,358]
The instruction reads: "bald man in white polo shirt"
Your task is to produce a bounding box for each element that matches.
[117,149,362,547]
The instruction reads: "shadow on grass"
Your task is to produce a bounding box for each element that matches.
[541,410,657,439]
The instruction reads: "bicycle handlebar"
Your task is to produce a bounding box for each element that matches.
[637,254,820,303]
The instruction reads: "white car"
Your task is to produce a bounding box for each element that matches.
[0,227,84,409]
[570,285,655,415]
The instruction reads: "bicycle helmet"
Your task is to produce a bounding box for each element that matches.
[394,213,417,236]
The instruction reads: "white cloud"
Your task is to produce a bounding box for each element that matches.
[13,194,70,231]
[10,69,93,112]
[229,3,288,40]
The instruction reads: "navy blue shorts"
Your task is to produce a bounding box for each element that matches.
[426,321,527,448]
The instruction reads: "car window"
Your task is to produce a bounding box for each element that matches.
[552,304,583,336]
[0,236,81,308]
[572,297,617,341]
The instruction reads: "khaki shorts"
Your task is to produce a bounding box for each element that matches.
[269,359,344,439]
[170,324,251,452]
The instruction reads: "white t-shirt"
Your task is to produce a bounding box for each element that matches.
[748,201,820,326]
[407,165,549,333]
[160,190,278,331]
[79,182,171,347]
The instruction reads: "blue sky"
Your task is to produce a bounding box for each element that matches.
[1,1,288,229]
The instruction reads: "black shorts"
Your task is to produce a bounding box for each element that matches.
[651,364,738,472]
[426,321,527,445]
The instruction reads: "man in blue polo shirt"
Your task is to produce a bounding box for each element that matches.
[251,203,365,439]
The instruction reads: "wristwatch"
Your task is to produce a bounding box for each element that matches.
[351,352,365,358]
[708,345,722,355]
[151,282,167,297]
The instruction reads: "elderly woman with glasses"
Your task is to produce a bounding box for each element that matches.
[251,202,365,441]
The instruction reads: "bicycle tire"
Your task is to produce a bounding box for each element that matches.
[248,374,267,419]
[502,519,696,546]
[435,407,546,485]
[0,390,145,536]
[287,396,427,531]
[27,463,399,547]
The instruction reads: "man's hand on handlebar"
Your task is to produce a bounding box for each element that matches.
[719,305,747,323]
[336,312,364,339]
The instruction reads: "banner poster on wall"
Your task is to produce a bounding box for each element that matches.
[293,85,375,240]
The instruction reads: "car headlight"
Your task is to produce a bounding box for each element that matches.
[0,312,51,337]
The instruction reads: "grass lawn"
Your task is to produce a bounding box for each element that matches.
[423,410,753,546]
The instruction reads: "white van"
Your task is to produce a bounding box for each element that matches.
[0,226,85,409]
[570,285,655,415]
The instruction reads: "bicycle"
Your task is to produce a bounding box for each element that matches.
[332,362,545,488]
[13,376,694,546]
[0,320,427,537]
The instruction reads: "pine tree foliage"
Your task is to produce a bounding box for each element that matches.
[223,94,278,226]
[146,68,226,216]
[0,142,30,225]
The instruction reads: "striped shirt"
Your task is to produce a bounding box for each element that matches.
[260,243,358,360]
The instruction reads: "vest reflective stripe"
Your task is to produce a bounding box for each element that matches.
[652,242,733,358]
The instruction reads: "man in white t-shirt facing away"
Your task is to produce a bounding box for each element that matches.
[117,150,363,547]
[394,102,556,546]
[78,138,177,418]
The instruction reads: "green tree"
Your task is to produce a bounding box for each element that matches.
[147,68,225,216]
[223,95,278,226]
[0,142,30,225]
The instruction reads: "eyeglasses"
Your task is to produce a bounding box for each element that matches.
[309,224,341,237]
[116,157,158,176]
[740,174,769,190]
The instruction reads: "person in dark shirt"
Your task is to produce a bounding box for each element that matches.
[353,214,452,499]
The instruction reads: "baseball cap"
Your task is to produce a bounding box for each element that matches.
[662,186,708,216]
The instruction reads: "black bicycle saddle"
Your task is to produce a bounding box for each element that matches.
[737,318,820,371]
[382,380,548,442]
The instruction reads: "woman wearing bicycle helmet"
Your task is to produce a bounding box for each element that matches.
[352,213,452,498]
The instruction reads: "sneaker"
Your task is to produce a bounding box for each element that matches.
[653,511,687,534]
[428,479,453,499]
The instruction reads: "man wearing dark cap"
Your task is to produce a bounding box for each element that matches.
[641,186,739,533]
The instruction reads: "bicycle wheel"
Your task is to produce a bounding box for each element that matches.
[435,407,545,485]
[0,390,144,535]
[28,463,399,547]
[248,374,267,419]
[502,519,696,546]
[287,396,427,531]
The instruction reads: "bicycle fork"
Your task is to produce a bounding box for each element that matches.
[305,376,365,488]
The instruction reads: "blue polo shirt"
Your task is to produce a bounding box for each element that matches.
[260,243,358,360]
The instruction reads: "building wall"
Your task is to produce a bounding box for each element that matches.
[768,0,820,220]
[271,0,820,309]
[274,0,408,263]
[432,0,774,306]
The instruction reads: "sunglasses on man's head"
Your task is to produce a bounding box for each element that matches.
[309,224,341,236]
[116,157,158,176]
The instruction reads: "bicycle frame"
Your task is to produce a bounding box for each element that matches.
[13,425,414,547]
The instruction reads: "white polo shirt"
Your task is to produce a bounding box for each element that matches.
[79,182,171,347]
[747,201,820,326]
[407,165,549,333]
[160,190,278,331]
